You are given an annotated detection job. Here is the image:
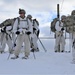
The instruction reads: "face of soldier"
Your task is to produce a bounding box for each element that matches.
[20,13,25,19]
[61,19,64,22]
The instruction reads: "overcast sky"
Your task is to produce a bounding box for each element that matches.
[0,0,75,37]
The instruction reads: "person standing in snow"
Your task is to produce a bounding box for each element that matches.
[26,15,33,51]
[0,18,16,54]
[31,18,40,52]
[54,17,65,52]
[0,25,13,53]
[11,9,32,59]
[70,10,75,64]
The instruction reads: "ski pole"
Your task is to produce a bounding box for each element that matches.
[34,32,47,52]
[28,34,36,59]
[38,37,47,52]
[7,35,18,60]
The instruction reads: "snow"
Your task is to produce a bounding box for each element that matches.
[0,39,75,75]
[0,51,75,75]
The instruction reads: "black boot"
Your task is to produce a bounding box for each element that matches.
[61,50,64,52]
[55,50,58,52]
[0,51,4,54]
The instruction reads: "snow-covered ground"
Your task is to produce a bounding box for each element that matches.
[0,51,74,75]
[0,39,75,75]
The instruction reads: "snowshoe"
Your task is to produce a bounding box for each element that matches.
[22,56,29,59]
[31,48,39,52]
[61,50,64,52]
[11,56,19,59]
[65,51,71,53]
[0,51,5,54]
[55,50,58,52]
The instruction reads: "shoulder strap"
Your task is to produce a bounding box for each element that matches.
[26,17,30,30]
[17,17,20,25]
[36,20,39,26]
[33,19,39,26]
[17,17,29,25]
[16,17,29,30]
[26,17,29,25]
[33,20,35,26]
[16,17,20,30]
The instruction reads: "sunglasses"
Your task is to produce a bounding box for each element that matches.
[20,13,25,14]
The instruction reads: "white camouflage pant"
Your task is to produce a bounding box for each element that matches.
[0,32,13,52]
[72,33,75,61]
[55,31,65,52]
[14,33,30,57]
[0,33,6,51]
[31,33,38,51]
[2,33,13,52]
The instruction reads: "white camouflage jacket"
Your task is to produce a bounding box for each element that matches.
[55,21,63,31]
[13,16,33,34]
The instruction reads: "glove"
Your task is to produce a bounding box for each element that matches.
[61,28,64,31]
[26,31,31,35]
[31,49,35,52]
[14,43,16,47]
[16,31,20,35]
[37,30,40,37]
[33,28,36,30]
[33,19,36,21]
[1,29,6,33]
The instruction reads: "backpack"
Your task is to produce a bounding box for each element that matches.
[0,19,12,28]
[63,15,75,33]
[0,18,17,32]
[50,18,58,32]
[33,19,39,26]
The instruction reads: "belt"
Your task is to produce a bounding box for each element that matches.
[18,27,28,30]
